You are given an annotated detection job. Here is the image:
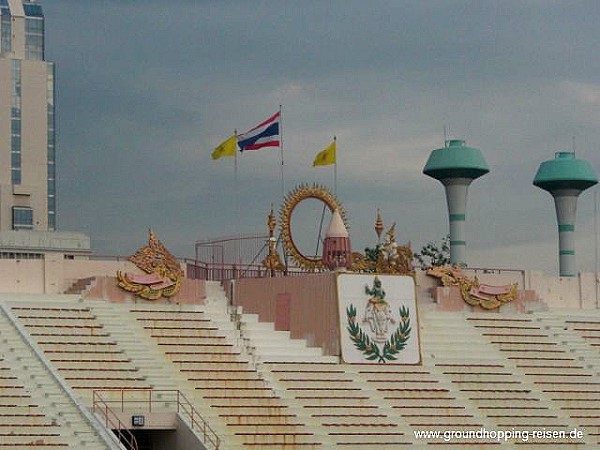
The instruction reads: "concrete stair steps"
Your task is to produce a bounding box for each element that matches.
[150,336,237,346]
[517,373,596,383]
[0,435,68,445]
[259,362,341,375]
[206,404,293,416]
[187,379,268,389]
[254,354,332,363]
[321,432,411,445]
[14,321,99,332]
[6,295,84,306]
[20,335,113,344]
[244,337,311,349]
[0,308,113,449]
[219,413,309,426]
[202,400,288,411]
[146,328,240,339]
[64,277,96,296]
[224,423,318,434]
[165,353,247,363]
[249,345,323,356]
[35,343,120,352]
[241,328,292,339]
[234,435,323,447]
[240,313,274,327]
[158,344,241,354]
[282,397,378,408]
[177,369,260,379]
[274,375,357,384]
[311,415,398,426]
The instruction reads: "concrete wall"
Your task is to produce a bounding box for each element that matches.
[232,272,340,356]
[0,258,44,293]
[113,411,176,430]
[0,256,598,310]
[85,276,205,305]
[0,257,201,300]
[232,270,600,357]
[111,412,207,450]
[527,271,600,309]
[0,257,137,294]
[170,415,208,450]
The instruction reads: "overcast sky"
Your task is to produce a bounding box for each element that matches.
[43,1,600,274]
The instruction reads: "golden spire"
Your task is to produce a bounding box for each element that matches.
[375,208,384,242]
[262,206,285,276]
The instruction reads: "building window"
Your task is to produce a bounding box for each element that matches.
[12,207,33,230]
[48,211,55,230]
[25,17,44,60]
[0,2,10,54]
[0,252,43,260]
[47,63,56,230]
[23,4,44,18]
[11,168,21,184]
[11,60,21,185]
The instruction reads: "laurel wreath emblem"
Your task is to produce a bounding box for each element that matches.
[346,304,411,363]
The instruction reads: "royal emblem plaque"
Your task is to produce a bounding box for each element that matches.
[337,274,421,364]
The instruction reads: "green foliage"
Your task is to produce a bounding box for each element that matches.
[364,245,381,262]
[381,305,411,360]
[414,234,450,268]
[360,245,381,273]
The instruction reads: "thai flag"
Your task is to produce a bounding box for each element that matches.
[237,111,280,151]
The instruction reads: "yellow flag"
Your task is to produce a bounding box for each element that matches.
[313,140,336,167]
[211,135,237,160]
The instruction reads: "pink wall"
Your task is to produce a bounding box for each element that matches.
[432,286,539,312]
[85,276,206,305]
[232,273,340,356]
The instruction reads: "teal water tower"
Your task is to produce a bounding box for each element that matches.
[423,139,489,266]
[533,152,598,277]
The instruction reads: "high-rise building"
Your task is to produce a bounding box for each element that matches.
[0,0,55,232]
[0,1,89,259]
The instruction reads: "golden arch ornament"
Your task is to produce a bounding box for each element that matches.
[279,184,347,271]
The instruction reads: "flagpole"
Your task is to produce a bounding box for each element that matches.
[334,136,337,196]
[278,105,288,271]
[234,129,240,241]
[595,188,598,308]
[279,105,285,201]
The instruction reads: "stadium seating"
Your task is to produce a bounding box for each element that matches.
[2,280,599,448]
[0,303,112,450]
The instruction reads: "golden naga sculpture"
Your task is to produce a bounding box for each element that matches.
[117,230,183,300]
[426,265,518,310]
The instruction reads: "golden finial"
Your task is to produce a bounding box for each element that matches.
[267,204,276,237]
[375,208,384,242]
[262,205,285,276]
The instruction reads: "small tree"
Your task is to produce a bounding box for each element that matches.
[359,245,381,273]
[414,235,450,269]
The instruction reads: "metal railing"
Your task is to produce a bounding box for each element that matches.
[92,389,221,450]
[92,390,138,450]
[186,260,307,281]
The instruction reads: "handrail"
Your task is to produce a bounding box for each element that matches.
[92,391,138,450]
[176,390,222,450]
[92,389,221,450]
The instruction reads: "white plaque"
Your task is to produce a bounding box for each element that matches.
[337,274,420,364]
